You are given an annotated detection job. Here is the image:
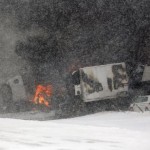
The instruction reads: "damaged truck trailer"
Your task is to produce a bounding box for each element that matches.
[65,62,129,115]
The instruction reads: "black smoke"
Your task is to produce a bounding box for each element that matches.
[1,0,150,86]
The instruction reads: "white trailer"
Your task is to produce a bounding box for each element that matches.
[72,62,128,102]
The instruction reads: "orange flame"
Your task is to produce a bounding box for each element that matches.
[32,84,53,107]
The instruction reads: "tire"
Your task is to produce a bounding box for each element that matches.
[145,107,149,111]
[117,97,131,111]
[85,100,107,113]
[129,107,134,111]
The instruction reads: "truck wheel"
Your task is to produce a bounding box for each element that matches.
[0,84,13,112]
[117,97,131,111]
[129,107,134,111]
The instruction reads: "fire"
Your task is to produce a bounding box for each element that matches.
[32,84,53,107]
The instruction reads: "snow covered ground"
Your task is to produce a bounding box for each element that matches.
[0,111,150,150]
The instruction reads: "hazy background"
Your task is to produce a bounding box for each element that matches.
[1,0,150,85]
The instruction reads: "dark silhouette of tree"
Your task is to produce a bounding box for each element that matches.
[2,0,150,83]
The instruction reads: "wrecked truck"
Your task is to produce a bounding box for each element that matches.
[0,75,30,113]
[61,62,130,115]
[0,75,53,113]
[0,62,129,116]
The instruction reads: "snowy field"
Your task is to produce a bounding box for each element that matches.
[0,111,150,150]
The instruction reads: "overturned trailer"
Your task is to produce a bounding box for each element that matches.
[72,62,128,102]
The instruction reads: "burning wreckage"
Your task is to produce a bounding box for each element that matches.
[0,62,132,118]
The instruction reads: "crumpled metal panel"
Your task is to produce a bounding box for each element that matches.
[7,75,27,102]
[80,63,128,102]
